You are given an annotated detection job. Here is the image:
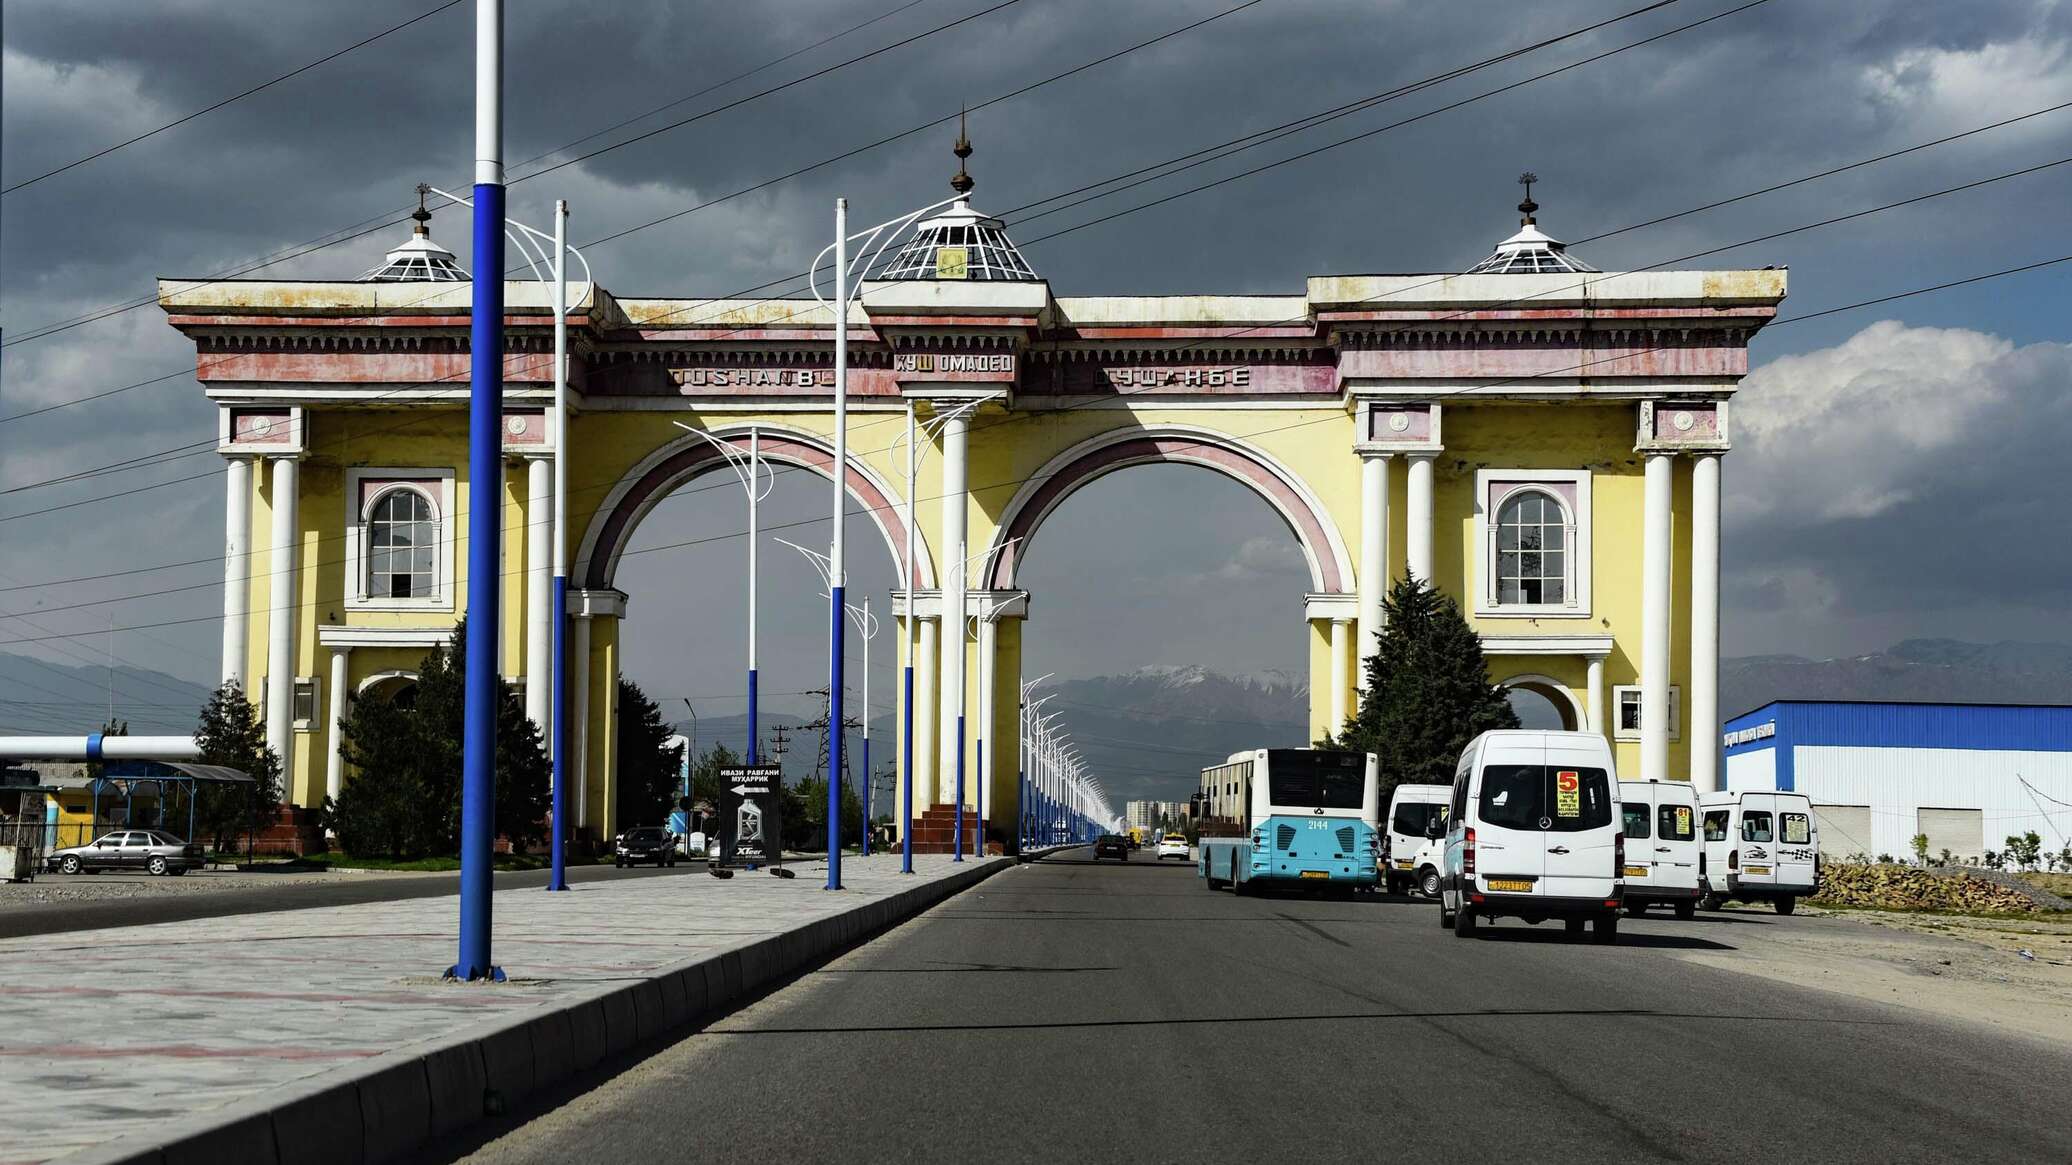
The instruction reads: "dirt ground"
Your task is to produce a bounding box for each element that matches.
[1679,903,2072,1047]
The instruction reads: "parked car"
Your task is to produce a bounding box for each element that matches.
[1439,730,1624,943]
[1092,834,1130,861]
[614,826,679,868]
[1155,833,1190,861]
[46,830,202,876]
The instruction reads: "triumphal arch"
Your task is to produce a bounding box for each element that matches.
[163,161,1784,850]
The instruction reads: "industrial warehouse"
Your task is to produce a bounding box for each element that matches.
[1723,700,2072,864]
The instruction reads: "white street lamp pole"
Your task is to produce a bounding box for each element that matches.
[670,423,771,767]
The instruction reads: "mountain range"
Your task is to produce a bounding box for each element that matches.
[10,637,2070,812]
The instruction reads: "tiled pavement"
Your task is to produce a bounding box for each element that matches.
[0,853,1006,1165]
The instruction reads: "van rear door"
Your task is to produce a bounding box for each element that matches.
[1774,795,1818,889]
[1654,786,1701,894]
[1736,793,1779,889]
[1541,744,1617,899]
[1619,781,1656,890]
[1471,757,1548,893]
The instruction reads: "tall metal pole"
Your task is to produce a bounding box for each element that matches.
[825,198,848,891]
[547,199,569,893]
[900,405,916,874]
[454,0,504,980]
[747,427,760,766]
[859,595,871,857]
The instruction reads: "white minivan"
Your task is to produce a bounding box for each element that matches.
[1699,790,1819,914]
[1439,730,1624,942]
[1618,779,1701,918]
[1383,783,1450,897]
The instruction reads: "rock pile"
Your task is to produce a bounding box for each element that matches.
[1813,861,2060,913]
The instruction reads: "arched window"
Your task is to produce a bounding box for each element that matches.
[1494,489,1569,605]
[367,488,436,599]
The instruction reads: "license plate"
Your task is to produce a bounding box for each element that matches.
[1299,870,1329,880]
[1624,865,1647,877]
[1486,877,1534,892]
[1745,864,1771,875]
[1394,860,1413,869]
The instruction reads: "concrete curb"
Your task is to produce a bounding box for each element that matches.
[65,857,1016,1165]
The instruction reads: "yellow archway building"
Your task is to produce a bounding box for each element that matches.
[162,185,1783,848]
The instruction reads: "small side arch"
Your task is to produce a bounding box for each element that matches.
[1497,673,1585,731]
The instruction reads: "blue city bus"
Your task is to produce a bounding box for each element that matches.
[1196,748,1381,892]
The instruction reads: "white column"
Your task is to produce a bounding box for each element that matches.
[570,614,592,829]
[221,456,252,689]
[978,614,998,819]
[937,409,969,806]
[1406,452,1435,585]
[916,615,939,804]
[264,456,299,778]
[326,646,349,809]
[524,456,552,739]
[1640,452,1675,782]
[1329,617,1352,731]
[1586,654,1606,736]
[1356,453,1390,688]
[1690,453,1722,792]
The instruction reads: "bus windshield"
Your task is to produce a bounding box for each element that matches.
[1266,750,1366,809]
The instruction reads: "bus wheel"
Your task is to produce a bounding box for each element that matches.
[1673,900,1696,920]
[1591,915,1620,944]
[1565,918,1586,937]
[1773,896,1796,916]
[1624,902,1647,917]
[1699,893,1724,912]
[1418,867,1442,899]
[1452,905,1477,938]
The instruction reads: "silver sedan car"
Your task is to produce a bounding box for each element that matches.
[47,830,204,876]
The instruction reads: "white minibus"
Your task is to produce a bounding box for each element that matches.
[1618,779,1701,918]
[1699,790,1819,914]
[1383,783,1450,897]
[1440,730,1624,943]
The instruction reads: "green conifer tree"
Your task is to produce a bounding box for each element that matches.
[192,681,282,852]
[1329,575,1519,800]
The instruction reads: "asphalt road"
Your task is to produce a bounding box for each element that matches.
[0,861,696,938]
[443,846,2072,1164]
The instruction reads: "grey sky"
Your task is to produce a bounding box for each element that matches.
[4,0,2071,733]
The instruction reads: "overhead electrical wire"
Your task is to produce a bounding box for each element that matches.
[0,0,469,197]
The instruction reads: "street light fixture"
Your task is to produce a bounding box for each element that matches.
[670,422,772,766]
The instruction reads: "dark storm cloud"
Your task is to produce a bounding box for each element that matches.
[4,0,2070,692]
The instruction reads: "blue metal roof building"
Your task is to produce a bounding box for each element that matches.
[1722,701,2072,864]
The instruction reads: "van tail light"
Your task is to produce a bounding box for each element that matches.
[1615,832,1625,871]
[1463,827,1477,876]
[1728,848,1739,871]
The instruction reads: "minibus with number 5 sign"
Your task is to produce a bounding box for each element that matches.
[1439,730,1624,943]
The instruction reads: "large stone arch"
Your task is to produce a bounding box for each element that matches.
[577,423,934,592]
[980,424,1354,593]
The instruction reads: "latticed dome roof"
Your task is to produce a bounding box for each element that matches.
[1465,172,1598,275]
[879,198,1038,281]
[876,112,1038,282]
[360,185,470,283]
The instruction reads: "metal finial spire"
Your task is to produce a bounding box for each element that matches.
[412,182,433,236]
[950,108,974,196]
[1516,171,1538,225]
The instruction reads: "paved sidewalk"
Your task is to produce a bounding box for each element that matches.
[0,853,1005,1165]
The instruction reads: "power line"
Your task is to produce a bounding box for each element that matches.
[0,0,468,197]
[0,0,1275,433]
[5,137,2064,617]
[0,0,1022,350]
